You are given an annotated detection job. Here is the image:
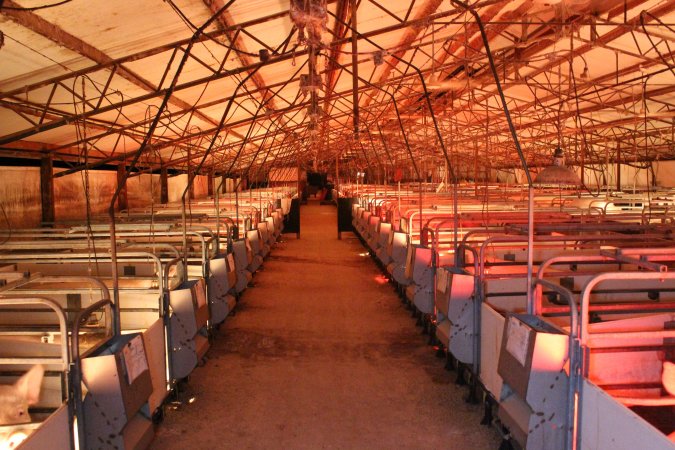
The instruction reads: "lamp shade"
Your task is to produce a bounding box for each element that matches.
[534,147,581,186]
[533,165,581,186]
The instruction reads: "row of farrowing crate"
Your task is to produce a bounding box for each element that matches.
[0,191,295,450]
[350,195,675,450]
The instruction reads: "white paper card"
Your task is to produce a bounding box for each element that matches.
[194,280,207,307]
[122,335,148,385]
[436,269,448,293]
[506,316,531,367]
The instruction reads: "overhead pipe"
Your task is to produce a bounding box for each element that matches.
[373,124,394,195]
[222,107,268,231]
[317,56,418,173]
[355,139,376,189]
[376,123,397,217]
[236,116,285,194]
[375,123,396,178]
[1,0,513,106]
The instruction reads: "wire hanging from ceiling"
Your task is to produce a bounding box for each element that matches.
[72,74,101,275]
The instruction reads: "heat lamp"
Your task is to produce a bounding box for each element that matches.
[534,147,581,186]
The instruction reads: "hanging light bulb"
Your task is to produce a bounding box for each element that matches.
[580,64,589,81]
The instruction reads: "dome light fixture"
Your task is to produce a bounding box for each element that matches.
[534,147,581,186]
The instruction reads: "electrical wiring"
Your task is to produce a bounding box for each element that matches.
[1,33,156,156]
[72,75,101,276]
[0,0,671,201]
[71,74,126,149]
[567,57,603,198]
[165,0,261,60]
[635,18,672,221]
[133,38,235,160]
[1,32,73,72]
[640,11,675,78]
[1,35,183,153]
[3,24,234,164]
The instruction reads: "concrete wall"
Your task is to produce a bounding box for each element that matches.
[193,175,209,198]
[576,161,675,189]
[0,167,205,229]
[494,161,675,189]
[127,174,162,210]
[655,161,675,187]
[54,169,117,222]
[0,167,42,228]
[167,174,211,203]
[168,174,187,203]
[493,168,537,185]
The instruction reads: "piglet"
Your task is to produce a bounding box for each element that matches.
[0,365,44,425]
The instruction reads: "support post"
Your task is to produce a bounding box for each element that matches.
[337,151,341,240]
[526,186,535,315]
[40,154,55,225]
[188,174,196,200]
[160,167,169,204]
[116,164,128,211]
[208,172,214,197]
[616,142,621,191]
[580,139,585,187]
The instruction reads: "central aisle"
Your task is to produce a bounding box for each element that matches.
[152,200,500,449]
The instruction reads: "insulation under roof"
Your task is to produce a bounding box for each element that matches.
[0,0,673,177]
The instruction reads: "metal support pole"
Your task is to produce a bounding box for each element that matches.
[616,141,621,190]
[160,167,169,204]
[351,0,359,139]
[116,164,128,212]
[526,186,535,314]
[40,154,55,225]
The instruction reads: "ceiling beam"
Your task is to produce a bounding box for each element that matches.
[203,0,276,109]
[361,0,445,108]
[0,0,505,147]
[1,0,220,129]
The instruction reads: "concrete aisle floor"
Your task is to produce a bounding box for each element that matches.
[151,200,501,449]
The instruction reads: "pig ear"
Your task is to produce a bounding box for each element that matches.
[15,365,44,406]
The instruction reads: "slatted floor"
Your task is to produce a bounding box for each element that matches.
[151,199,501,449]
